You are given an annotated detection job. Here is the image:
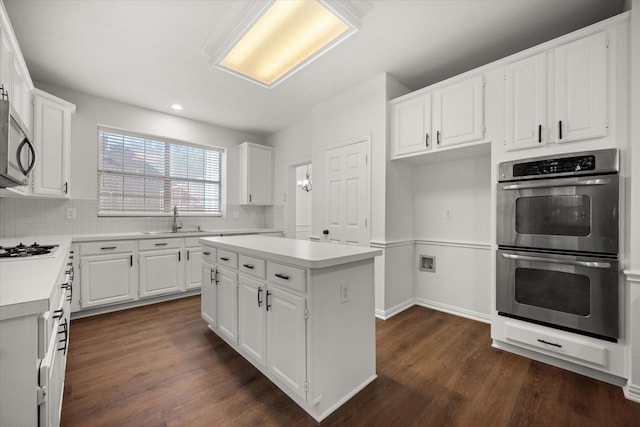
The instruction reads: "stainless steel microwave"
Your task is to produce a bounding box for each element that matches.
[0,99,35,188]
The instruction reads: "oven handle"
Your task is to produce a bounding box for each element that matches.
[501,178,611,191]
[501,253,611,269]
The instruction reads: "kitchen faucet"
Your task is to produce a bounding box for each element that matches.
[172,205,182,232]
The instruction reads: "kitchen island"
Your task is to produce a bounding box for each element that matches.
[199,235,382,421]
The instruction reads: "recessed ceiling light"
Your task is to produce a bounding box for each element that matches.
[205,0,369,88]
[171,104,183,111]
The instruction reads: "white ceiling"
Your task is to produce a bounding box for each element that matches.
[4,0,626,136]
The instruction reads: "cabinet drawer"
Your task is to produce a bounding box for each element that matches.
[267,262,306,294]
[217,249,238,269]
[505,321,607,367]
[80,240,135,255]
[201,246,217,265]
[185,237,201,247]
[139,238,182,251]
[239,254,265,279]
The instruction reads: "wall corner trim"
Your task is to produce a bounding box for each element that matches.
[623,382,640,403]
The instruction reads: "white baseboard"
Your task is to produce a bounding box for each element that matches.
[414,298,491,324]
[375,298,414,319]
[624,382,640,403]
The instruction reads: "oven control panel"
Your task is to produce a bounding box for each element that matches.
[513,155,595,177]
[498,148,619,182]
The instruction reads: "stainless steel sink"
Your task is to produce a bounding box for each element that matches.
[141,230,205,235]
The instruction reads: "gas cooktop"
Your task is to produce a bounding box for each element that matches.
[0,242,59,259]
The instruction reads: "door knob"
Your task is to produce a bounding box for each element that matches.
[323,229,329,235]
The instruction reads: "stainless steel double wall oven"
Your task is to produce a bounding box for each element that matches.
[497,149,620,342]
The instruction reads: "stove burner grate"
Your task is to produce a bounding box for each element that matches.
[0,242,59,258]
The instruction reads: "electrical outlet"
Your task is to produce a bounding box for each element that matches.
[233,211,240,219]
[444,208,453,220]
[66,208,77,219]
[340,283,349,304]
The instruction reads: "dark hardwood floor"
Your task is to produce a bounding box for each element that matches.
[61,296,640,426]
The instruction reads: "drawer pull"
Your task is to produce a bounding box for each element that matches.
[266,290,272,311]
[537,339,562,348]
[203,251,211,255]
[257,286,263,307]
[58,319,68,354]
[274,273,289,280]
[100,246,116,250]
[155,243,168,246]
[220,257,230,261]
[53,308,64,319]
[243,263,254,269]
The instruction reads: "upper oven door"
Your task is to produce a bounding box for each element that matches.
[497,174,618,254]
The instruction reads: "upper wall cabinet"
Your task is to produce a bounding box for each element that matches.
[238,142,274,205]
[505,31,607,151]
[32,89,76,198]
[391,75,485,159]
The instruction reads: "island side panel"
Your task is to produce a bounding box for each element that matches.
[307,258,376,419]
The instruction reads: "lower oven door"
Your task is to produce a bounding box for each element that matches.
[496,249,619,341]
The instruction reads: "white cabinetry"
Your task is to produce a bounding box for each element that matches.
[216,266,238,344]
[201,248,217,326]
[505,31,607,151]
[79,241,137,309]
[391,75,484,159]
[200,236,380,422]
[32,89,76,197]
[185,237,203,290]
[238,142,274,205]
[139,238,184,298]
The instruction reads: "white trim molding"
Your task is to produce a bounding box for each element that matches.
[369,239,414,249]
[414,298,491,324]
[623,270,640,403]
[375,298,414,320]
[415,239,492,251]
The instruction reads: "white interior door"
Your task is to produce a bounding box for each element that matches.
[322,138,369,246]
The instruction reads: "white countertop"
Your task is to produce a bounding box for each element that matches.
[200,235,382,269]
[0,236,71,320]
[71,228,282,242]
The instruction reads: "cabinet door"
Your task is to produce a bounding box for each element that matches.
[433,75,484,148]
[0,29,12,91]
[217,267,238,344]
[185,247,202,290]
[266,285,306,400]
[555,31,607,143]
[505,53,547,151]
[201,263,217,326]
[139,249,184,297]
[32,94,71,197]
[391,93,432,157]
[238,275,266,367]
[239,142,274,205]
[80,253,137,308]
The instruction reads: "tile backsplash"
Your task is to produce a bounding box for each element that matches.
[0,197,283,238]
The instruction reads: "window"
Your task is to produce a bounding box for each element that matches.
[98,127,223,215]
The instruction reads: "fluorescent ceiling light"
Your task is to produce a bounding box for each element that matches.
[207,1,366,88]
[171,104,183,111]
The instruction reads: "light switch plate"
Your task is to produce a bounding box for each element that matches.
[66,208,77,219]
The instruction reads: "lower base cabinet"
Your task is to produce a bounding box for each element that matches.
[201,237,379,422]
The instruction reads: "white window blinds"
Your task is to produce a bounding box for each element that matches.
[98,128,223,215]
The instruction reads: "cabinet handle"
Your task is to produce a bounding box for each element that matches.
[100,246,116,250]
[203,251,211,255]
[178,251,181,262]
[425,133,429,147]
[64,182,68,194]
[436,130,441,145]
[538,124,542,143]
[249,194,252,203]
[274,273,289,280]
[558,120,563,140]
[58,319,68,354]
[130,255,133,267]
[210,268,215,283]
[220,257,229,261]
[187,250,190,261]
[53,308,64,319]
[537,339,562,348]
[266,290,272,311]
[257,286,263,307]
[155,243,168,246]
[243,263,254,269]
